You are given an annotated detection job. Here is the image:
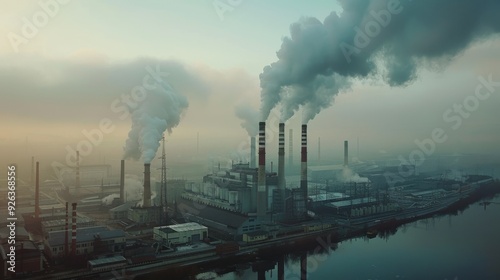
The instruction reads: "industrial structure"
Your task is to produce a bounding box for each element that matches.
[153,222,207,247]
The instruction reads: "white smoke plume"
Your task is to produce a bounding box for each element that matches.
[340,166,369,183]
[102,193,120,206]
[124,79,188,163]
[260,0,500,123]
[235,103,259,136]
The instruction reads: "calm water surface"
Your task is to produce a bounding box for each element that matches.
[212,193,500,280]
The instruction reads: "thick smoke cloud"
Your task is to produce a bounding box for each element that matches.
[260,0,500,123]
[123,80,188,163]
[235,104,259,136]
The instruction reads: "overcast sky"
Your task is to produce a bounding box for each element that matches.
[1,1,500,179]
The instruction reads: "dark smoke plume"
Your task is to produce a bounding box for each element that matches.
[260,0,500,123]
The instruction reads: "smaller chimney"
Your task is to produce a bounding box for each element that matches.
[143,163,151,207]
[344,140,348,167]
[65,202,69,257]
[35,161,40,219]
[71,202,77,256]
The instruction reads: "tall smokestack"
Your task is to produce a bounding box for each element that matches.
[120,160,125,203]
[250,136,256,168]
[143,163,151,207]
[278,123,285,191]
[71,202,77,256]
[65,202,69,257]
[76,151,80,196]
[344,140,348,167]
[35,161,40,219]
[318,137,321,162]
[301,125,308,199]
[257,122,267,217]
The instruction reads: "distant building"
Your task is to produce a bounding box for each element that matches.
[153,222,207,247]
[44,226,125,262]
[41,217,95,237]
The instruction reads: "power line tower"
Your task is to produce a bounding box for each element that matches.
[160,135,168,224]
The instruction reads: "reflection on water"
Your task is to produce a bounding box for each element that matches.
[209,193,500,280]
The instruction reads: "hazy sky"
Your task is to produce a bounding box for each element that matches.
[1,1,500,179]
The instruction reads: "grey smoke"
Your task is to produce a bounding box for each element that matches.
[123,79,188,163]
[235,104,259,136]
[260,0,500,123]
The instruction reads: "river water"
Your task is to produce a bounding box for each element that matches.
[211,193,500,280]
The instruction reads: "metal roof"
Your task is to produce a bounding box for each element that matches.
[155,222,207,233]
[309,192,349,202]
[326,197,377,208]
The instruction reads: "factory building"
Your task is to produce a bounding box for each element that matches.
[153,222,207,247]
[183,163,278,215]
[178,198,265,239]
[44,226,125,262]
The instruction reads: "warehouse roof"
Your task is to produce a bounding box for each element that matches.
[326,197,377,209]
[155,222,207,234]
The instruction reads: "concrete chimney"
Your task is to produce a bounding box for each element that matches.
[71,202,77,256]
[65,202,69,257]
[35,161,40,219]
[257,122,267,217]
[120,160,125,203]
[344,140,348,167]
[301,125,308,199]
[143,163,151,207]
[250,136,256,168]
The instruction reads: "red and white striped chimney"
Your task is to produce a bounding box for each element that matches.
[35,161,40,219]
[120,160,125,204]
[71,202,77,256]
[65,202,69,257]
[143,163,151,207]
[278,123,285,191]
[300,125,308,199]
[257,122,267,217]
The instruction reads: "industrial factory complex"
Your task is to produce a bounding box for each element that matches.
[1,121,498,279]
